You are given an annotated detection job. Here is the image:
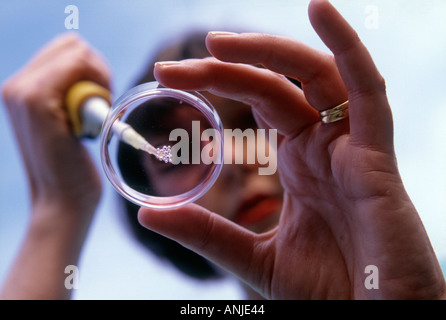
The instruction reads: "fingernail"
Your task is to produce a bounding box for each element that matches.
[208,31,238,37]
[154,61,181,67]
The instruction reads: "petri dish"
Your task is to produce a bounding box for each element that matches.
[100,82,224,209]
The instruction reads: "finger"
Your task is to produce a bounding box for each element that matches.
[23,33,81,70]
[251,112,286,147]
[205,32,348,112]
[56,42,112,91]
[154,58,319,137]
[25,33,112,91]
[308,0,393,149]
[138,203,269,288]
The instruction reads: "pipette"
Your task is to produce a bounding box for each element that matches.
[65,81,172,163]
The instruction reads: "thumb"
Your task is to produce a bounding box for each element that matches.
[138,203,264,283]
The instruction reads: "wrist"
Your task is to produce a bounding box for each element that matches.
[29,194,98,247]
[31,177,101,219]
[0,199,97,300]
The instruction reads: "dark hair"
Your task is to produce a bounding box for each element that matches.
[118,31,223,280]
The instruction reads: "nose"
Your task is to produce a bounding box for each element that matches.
[223,129,277,175]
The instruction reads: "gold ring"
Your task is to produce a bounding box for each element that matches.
[319,100,349,124]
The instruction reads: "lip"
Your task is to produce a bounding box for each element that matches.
[234,194,282,227]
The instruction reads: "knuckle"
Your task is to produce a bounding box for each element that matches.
[60,34,94,64]
[66,45,95,76]
[2,76,23,108]
[200,215,214,248]
[196,213,216,251]
[73,42,92,62]
[1,79,14,104]
[21,85,41,109]
[5,76,44,110]
[64,32,83,43]
[313,53,337,81]
[349,73,387,101]
[55,32,80,44]
[375,74,387,93]
[58,32,88,53]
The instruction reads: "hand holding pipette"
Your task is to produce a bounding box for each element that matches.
[65,81,172,163]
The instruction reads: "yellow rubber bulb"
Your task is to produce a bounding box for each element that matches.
[65,81,111,137]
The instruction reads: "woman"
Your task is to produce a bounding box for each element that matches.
[117,32,283,298]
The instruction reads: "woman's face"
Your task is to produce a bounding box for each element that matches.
[194,94,283,233]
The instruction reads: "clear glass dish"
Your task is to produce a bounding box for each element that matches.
[100,82,223,209]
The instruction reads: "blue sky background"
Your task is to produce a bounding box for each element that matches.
[1,0,445,299]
